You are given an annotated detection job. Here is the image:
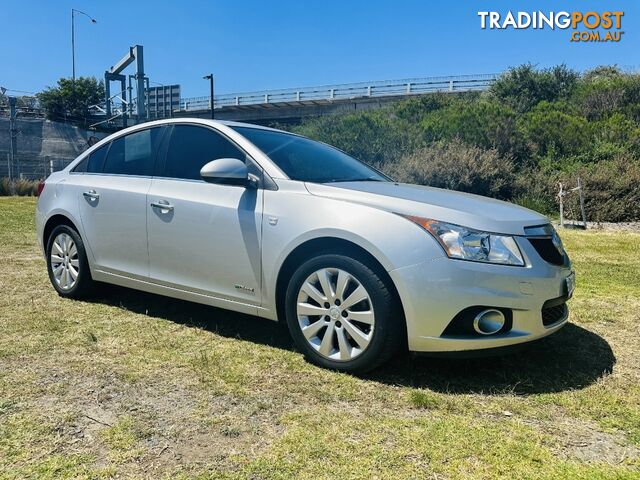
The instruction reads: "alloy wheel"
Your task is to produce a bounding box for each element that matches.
[296,268,375,361]
[50,232,79,291]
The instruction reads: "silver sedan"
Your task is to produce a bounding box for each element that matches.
[36,119,574,372]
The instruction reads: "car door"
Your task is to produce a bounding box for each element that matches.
[76,127,163,278]
[146,124,264,305]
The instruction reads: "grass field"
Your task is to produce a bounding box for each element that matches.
[1,196,639,479]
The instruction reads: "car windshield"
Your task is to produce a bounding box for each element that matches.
[231,126,389,183]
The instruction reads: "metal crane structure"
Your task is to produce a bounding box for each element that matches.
[103,45,146,127]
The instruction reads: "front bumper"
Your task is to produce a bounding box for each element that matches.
[390,237,573,353]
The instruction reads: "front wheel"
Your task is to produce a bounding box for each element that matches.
[285,253,403,373]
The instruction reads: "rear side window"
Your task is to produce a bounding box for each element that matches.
[73,143,109,173]
[87,143,109,173]
[161,125,245,180]
[102,128,162,176]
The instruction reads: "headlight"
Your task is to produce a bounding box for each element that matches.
[404,216,525,266]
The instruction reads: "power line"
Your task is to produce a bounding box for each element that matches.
[0,87,37,95]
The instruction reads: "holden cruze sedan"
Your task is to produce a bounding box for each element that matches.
[36,118,574,372]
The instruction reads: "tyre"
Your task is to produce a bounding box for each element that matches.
[46,224,94,298]
[285,253,403,373]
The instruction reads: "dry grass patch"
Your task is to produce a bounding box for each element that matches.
[0,197,639,478]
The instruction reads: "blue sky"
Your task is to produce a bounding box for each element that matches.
[0,1,637,98]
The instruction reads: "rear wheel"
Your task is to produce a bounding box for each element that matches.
[46,225,94,298]
[285,253,403,373]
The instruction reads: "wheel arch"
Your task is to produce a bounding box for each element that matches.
[43,214,82,247]
[275,237,406,334]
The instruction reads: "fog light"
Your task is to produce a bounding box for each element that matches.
[473,309,506,335]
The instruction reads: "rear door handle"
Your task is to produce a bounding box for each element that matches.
[82,189,99,200]
[150,200,174,211]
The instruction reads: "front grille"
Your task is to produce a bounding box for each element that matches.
[541,302,568,326]
[528,238,565,266]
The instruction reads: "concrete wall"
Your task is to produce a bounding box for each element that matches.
[0,117,105,158]
[0,118,106,178]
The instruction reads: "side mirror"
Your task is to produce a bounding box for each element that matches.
[200,158,257,188]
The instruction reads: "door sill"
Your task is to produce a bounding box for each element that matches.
[93,269,272,318]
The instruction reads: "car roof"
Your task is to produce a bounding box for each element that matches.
[112,117,285,134]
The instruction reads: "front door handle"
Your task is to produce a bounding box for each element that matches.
[150,200,174,212]
[82,189,99,200]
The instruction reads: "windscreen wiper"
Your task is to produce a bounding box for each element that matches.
[347,177,385,182]
[324,177,385,183]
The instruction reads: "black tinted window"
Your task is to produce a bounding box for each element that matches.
[73,143,108,173]
[73,158,87,173]
[87,143,109,173]
[231,127,387,183]
[162,125,245,180]
[102,128,161,176]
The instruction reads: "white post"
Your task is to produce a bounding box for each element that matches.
[577,177,587,228]
[558,182,565,228]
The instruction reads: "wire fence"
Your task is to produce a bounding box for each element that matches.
[0,152,76,181]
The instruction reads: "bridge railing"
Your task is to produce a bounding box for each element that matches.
[179,73,499,112]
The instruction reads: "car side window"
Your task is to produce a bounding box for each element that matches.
[102,128,162,176]
[73,143,109,173]
[87,143,110,173]
[161,125,246,180]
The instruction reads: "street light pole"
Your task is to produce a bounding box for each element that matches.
[71,10,75,82]
[203,74,214,119]
[71,8,97,83]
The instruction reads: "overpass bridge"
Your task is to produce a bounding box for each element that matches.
[1,73,499,129]
[169,73,498,124]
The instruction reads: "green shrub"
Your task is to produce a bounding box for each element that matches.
[509,167,560,216]
[393,92,454,123]
[518,101,590,160]
[292,108,418,166]
[489,64,579,113]
[575,68,640,122]
[0,178,39,196]
[0,178,10,196]
[512,194,557,217]
[383,139,516,199]
[588,113,640,159]
[559,156,640,223]
[419,97,528,164]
